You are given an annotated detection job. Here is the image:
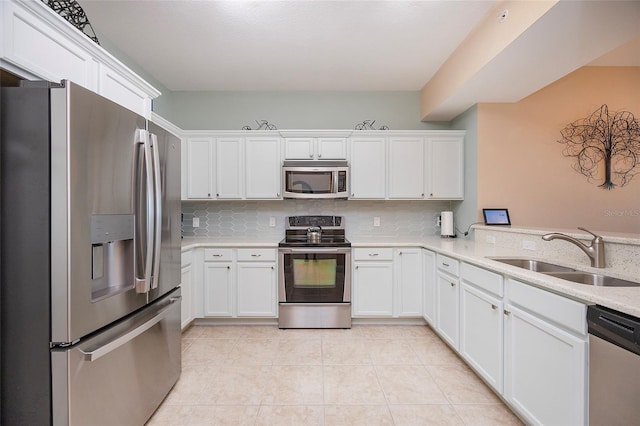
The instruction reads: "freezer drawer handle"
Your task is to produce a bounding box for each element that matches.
[79,296,181,362]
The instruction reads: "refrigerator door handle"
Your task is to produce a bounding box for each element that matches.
[149,133,163,290]
[78,296,181,362]
[134,129,155,293]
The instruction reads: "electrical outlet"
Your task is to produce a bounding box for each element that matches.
[523,240,536,251]
[192,217,199,228]
[486,235,496,244]
[373,217,380,227]
[269,217,276,227]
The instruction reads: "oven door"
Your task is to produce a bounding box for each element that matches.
[278,247,351,303]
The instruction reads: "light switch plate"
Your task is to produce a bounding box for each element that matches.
[269,217,276,227]
[373,217,381,227]
[192,217,199,227]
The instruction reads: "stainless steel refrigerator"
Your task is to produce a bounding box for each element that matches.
[1,80,182,425]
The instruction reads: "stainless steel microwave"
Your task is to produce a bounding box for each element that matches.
[282,160,349,199]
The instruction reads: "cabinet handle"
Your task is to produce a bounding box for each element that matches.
[430,193,434,197]
[369,253,379,257]
[399,251,402,256]
[251,254,262,257]
[212,254,223,257]
[277,193,280,197]
[318,153,322,158]
[442,262,450,267]
[207,193,211,197]
[355,265,359,269]
[216,193,219,197]
[271,266,274,270]
[491,304,498,310]
[504,309,511,316]
[227,266,230,270]
[450,282,455,287]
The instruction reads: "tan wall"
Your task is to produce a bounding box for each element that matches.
[478,66,640,233]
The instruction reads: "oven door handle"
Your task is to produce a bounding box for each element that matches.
[279,247,352,254]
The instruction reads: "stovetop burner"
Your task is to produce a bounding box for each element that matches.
[279,215,351,248]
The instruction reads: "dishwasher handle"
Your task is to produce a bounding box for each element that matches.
[587,305,640,356]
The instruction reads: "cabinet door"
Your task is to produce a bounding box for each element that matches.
[236,263,277,317]
[352,262,393,316]
[216,137,243,199]
[245,137,281,199]
[422,249,436,325]
[350,137,386,199]
[504,305,587,426]
[186,137,215,199]
[436,271,459,349]
[395,248,423,316]
[317,138,347,159]
[284,138,315,159]
[204,262,233,316]
[180,265,193,329]
[426,137,464,199]
[460,283,503,393]
[389,137,424,199]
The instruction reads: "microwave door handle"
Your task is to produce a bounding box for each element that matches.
[149,133,163,290]
[333,169,338,193]
[134,129,154,293]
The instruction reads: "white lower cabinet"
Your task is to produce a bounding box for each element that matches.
[236,249,277,317]
[504,279,587,426]
[422,249,436,326]
[395,248,423,316]
[460,283,503,393]
[460,262,504,393]
[202,247,277,318]
[351,247,393,317]
[352,259,394,317]
[435,254,460,349]
[180,250,194,329]
[204,261,233,317]
[352,247,423,318]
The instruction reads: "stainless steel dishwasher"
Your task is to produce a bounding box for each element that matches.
[587,305,640,425]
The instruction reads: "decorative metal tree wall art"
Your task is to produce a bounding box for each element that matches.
[558,104,640,189]
[41,0,100,44]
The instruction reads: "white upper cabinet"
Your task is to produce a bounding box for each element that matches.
[426,136,464,199]
[216,137,244,199]
[181,130,465,201]
[245,137,282,199]
[350,137,387,199]
[388,137,425,199]
[186,137,215,199]
[1,0,160,117]
[284,137,347,160]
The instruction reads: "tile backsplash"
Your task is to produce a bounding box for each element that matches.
[182,200,452,239]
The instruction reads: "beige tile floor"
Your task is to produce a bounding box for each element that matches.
[147,325,523,426]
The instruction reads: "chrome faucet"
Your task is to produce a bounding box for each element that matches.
[542,227,605,268]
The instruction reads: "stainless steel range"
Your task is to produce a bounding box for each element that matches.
[278,215,352,328]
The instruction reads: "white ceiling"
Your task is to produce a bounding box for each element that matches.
[79,0,640,120]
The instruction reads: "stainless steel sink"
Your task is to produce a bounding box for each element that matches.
[489,258,576,273]
[489,257,640,287]
[544,272,640,287]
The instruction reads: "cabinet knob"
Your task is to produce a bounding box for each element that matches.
[318,153,322,158]
[227,266,230,270]
[277,193,280,197]
[491,304,498,310]
[271,266,274,270]
[208,193,211,197]
[352,193,355,197]
[355,265,359,269]
[216,193,219,197]
[450,282,455,287]
[430,193,434,197]
[504,309,511,316]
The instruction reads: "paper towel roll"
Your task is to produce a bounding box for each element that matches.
[441,211,454,237]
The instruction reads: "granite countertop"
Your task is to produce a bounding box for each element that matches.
[182,235,640,318]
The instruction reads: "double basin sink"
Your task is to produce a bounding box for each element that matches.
[489,258,640,287]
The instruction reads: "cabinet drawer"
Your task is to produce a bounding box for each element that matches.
[507,279,587,335]
[461,262,503,297]
[237,248,276,262]
[437,254,459,276]
[353,247,394,261]
[181,250,193,267]
[204,248,233,262]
